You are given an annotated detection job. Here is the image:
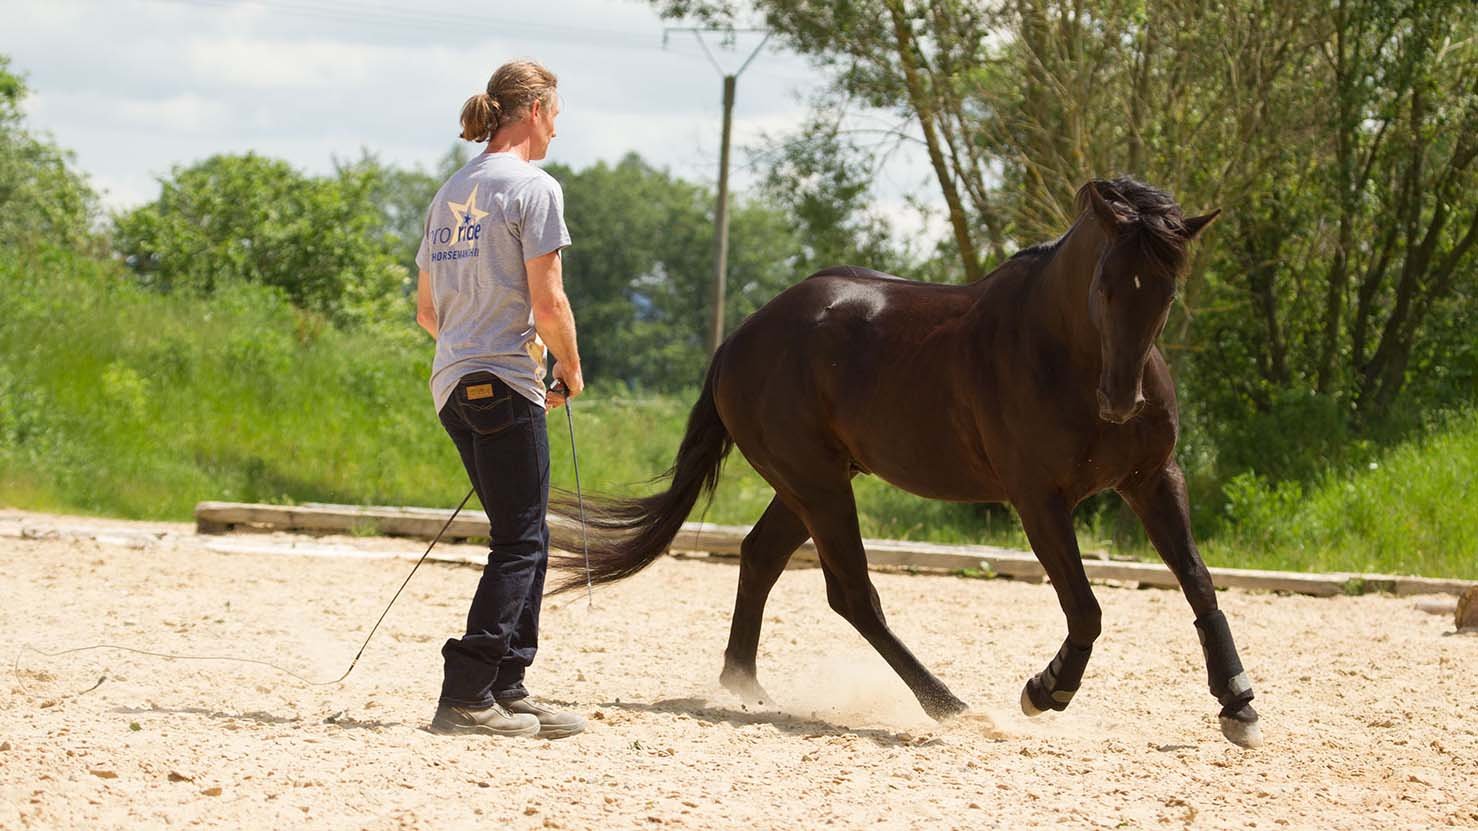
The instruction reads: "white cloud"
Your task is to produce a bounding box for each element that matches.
[113,93,234,135]
[1,0,946,246]
[5,2,88,31]
[91,171,165,212]
[185,37,380,89]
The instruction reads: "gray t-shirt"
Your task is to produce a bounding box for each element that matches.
[416,152,572,412]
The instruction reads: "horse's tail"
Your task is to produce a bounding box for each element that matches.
[547,360,733,594]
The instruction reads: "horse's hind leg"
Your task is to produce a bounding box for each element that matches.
[1014,492,1102,719]
[1119,462,1261,748]
[794,482,968,720]
[720,496,810,706]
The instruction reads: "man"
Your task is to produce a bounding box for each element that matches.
[415,60,585,739]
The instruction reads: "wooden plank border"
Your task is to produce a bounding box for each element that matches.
[194,501,1475,598]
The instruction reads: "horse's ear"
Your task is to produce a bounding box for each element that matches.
[1182,209,1221,240]
[1084,181,1126,233]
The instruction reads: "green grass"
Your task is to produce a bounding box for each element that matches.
[0,244,1011,546]
[2,245,1473,579]
[0,246,461,517]
[1202,408,1478,579]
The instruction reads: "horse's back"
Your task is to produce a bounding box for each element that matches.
[804,264,909,283]
[713,265,1003,497]
[791,265,979,323]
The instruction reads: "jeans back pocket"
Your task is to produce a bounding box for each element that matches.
[458,378,516,436]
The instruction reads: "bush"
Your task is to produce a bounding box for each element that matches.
[1210,389,1356,484]
[1208,409,1478,578]
[1219,472,1305,551]
[112,153,408,327]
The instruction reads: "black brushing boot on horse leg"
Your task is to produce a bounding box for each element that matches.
[1014,492,1102,718]
[1120,461,1261,747]
[1022,640,1094,716]
[544,178,1260,746]
[1196,610,1260,747]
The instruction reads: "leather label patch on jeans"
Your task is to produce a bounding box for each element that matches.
[466,383,495,400]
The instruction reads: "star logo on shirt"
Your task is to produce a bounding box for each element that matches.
[447,184,489,248]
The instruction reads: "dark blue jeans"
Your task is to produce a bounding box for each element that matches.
[437,371,549,707]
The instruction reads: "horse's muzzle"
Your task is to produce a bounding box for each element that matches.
[1096,389,1145,424]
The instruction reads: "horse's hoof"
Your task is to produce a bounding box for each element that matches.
[926,696,970,722]
[719,669,772,709]
[1219,707,1263,748]
[1020,683,1043,717]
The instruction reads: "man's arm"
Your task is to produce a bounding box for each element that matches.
[416,269,437,339]
[526,249,582,403]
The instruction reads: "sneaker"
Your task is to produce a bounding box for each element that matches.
[429,701,540,738]
[499,697,587,739]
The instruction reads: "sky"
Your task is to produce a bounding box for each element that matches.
[2,0,943,238]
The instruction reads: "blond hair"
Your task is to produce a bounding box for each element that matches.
[459,60,558,143]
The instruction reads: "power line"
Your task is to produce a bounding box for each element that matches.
[152,0,651,43]
[143,0,676,52]
[144,0,817,84]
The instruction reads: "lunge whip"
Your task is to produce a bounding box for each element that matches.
[554,380,594,607]
[16,388,597,699]
[13,487,477,698]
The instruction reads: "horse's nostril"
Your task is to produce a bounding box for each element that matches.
[1096,388,1142,423]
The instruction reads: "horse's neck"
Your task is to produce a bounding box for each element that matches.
[1028,213,1106,352]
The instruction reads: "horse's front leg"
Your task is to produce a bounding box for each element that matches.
[1014,492,1101,718]
[1119,461,1262,748]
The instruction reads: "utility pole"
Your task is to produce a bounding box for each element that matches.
[665,28,771,355]
[711,72,736,358]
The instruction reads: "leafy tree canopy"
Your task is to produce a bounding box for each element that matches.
[651,0,1478,461]
[549,152,814,389]
[0,55,97,250]
[113,153,408,328]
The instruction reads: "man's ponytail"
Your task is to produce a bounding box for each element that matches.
[459,92,501,142]
[457,60,557,143]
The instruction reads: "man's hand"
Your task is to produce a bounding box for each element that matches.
[547,361,584,410]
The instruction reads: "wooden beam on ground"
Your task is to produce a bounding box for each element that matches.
[194,501,493,541]
[669,524,1048,579]
[193,501,1476,598]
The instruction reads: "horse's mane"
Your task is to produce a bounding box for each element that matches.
[1010,238,1063,261]
[1075,177,1190,272]
[1008,177,1191,272]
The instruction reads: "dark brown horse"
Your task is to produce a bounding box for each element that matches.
[551,178,1261,748]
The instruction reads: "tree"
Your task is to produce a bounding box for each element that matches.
[113,153,406,327]
[752,106,914,277]
[657,0,998,277]
[1331,0,1478,422]
[546,152,807,390]
[335,144,473,278]
[0,55,97,250]
[1189,0,1477,445]
[651,0,1478,444]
